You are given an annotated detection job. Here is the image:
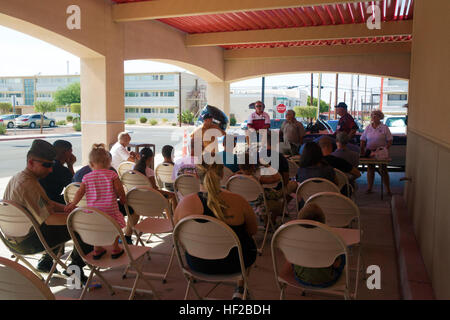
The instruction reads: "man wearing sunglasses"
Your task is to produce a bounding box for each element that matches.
[39,140,76,205]
[3,139,92,283]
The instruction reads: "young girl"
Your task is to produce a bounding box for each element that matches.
[65,144,127,260]
[133,147,177,207]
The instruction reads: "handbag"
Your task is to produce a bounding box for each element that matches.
[370,147,389,160]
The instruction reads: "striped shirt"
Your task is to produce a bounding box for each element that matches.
[82,169,125,228]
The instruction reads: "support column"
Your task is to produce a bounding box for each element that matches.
[206,81,230,118]
[80,54,124,165]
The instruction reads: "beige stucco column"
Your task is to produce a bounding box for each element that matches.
[405,0,450,299]
[206,81,230,118]
[80,54,124,165]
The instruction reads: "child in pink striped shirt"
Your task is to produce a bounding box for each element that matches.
[65,144,127,260]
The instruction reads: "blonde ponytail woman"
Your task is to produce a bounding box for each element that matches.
[173,161,258,299]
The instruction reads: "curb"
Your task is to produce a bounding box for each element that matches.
[0,132,82,142]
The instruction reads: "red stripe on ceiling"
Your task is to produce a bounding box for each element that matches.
[336,4,346,24]
[324,5,336,25]
[347,3,356,23]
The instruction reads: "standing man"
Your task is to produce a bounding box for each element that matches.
[39,140,76,204]
[247,101,270,131]
[110,132,139,170]
[280,109,305,156]
[3,139,92,281]
[335,102,358,140]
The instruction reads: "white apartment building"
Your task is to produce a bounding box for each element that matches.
[0,72,207,122]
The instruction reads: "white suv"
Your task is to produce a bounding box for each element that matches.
[384,116,407,135]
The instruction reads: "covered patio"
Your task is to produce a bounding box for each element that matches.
[0,0,449,299]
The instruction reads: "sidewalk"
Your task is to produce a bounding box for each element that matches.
[0,127,81,141]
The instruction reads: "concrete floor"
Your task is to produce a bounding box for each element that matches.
[0,171,406,300]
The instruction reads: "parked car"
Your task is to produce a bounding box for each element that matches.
[0,114,21,128]
[384,116,407,135]
[326,119,364,133]
[15,114,56,129]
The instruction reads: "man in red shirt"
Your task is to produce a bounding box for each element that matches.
[335,102,358,140]
[247,101,270,131]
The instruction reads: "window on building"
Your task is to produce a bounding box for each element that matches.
[388,94,408,101]
[125,108,139,113]
[142,108,158,113]
[152,75,159,80]
[160,91,175,97]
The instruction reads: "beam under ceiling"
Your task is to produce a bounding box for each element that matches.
[223,42,412,60]
[186,21,413,47]
[113,0,363,22]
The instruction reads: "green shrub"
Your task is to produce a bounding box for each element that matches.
[72,116,80,123]
[73,122,81,132]
[66,115,73,122]
[171,122,177,126]
[161,118,168,123]
[150,119,158,126]
[126,118,136,125]
[0,124,6,135]
[56,120,66,126]
[139,116,147,124]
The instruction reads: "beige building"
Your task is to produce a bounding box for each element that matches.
[0,0,449,299]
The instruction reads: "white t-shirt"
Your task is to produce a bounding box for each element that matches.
[110,142,131,170]
[247,112,270,130]
[361,123,393,151]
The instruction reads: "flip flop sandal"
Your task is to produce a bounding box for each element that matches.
[93,250,107,260]
[111,249,124,259]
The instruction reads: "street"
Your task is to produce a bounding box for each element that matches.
[0,126,189,179]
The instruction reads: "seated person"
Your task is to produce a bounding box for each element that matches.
[318,136,361,180]
[174,162,257,300]
[160,144,175,191]
[293,203,346,288]
[3,139,92,281]
[332,132,360,168]
[110,132,139,170]
[134,147,177,208]
[296,142,337,185]
[172,138,199,180]
[216,135,240,173]
[39,140,76,204]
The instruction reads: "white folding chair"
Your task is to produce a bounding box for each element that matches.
[0,257,55,300]
[120,170,151,193]
[64,182,87,206]
[220,166,234,188]
[271,220,355,300]
[287,159,299,181]
[123,187,175,283]
[155,163,175,191]
[66,207,160,300]
[173,215,251,300]
[305,192,360,229]
[174,174,200,202]
[226,174,271,255]
[295,178,340,213]
[306,191,362,288]
[0,200,68,285]
[118,161,135,178]
[334,168,355,199]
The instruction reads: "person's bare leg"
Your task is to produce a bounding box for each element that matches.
[366,165,375,193]
[380,165,392,195]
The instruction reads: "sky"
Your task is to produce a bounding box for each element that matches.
[0,25,400,106]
